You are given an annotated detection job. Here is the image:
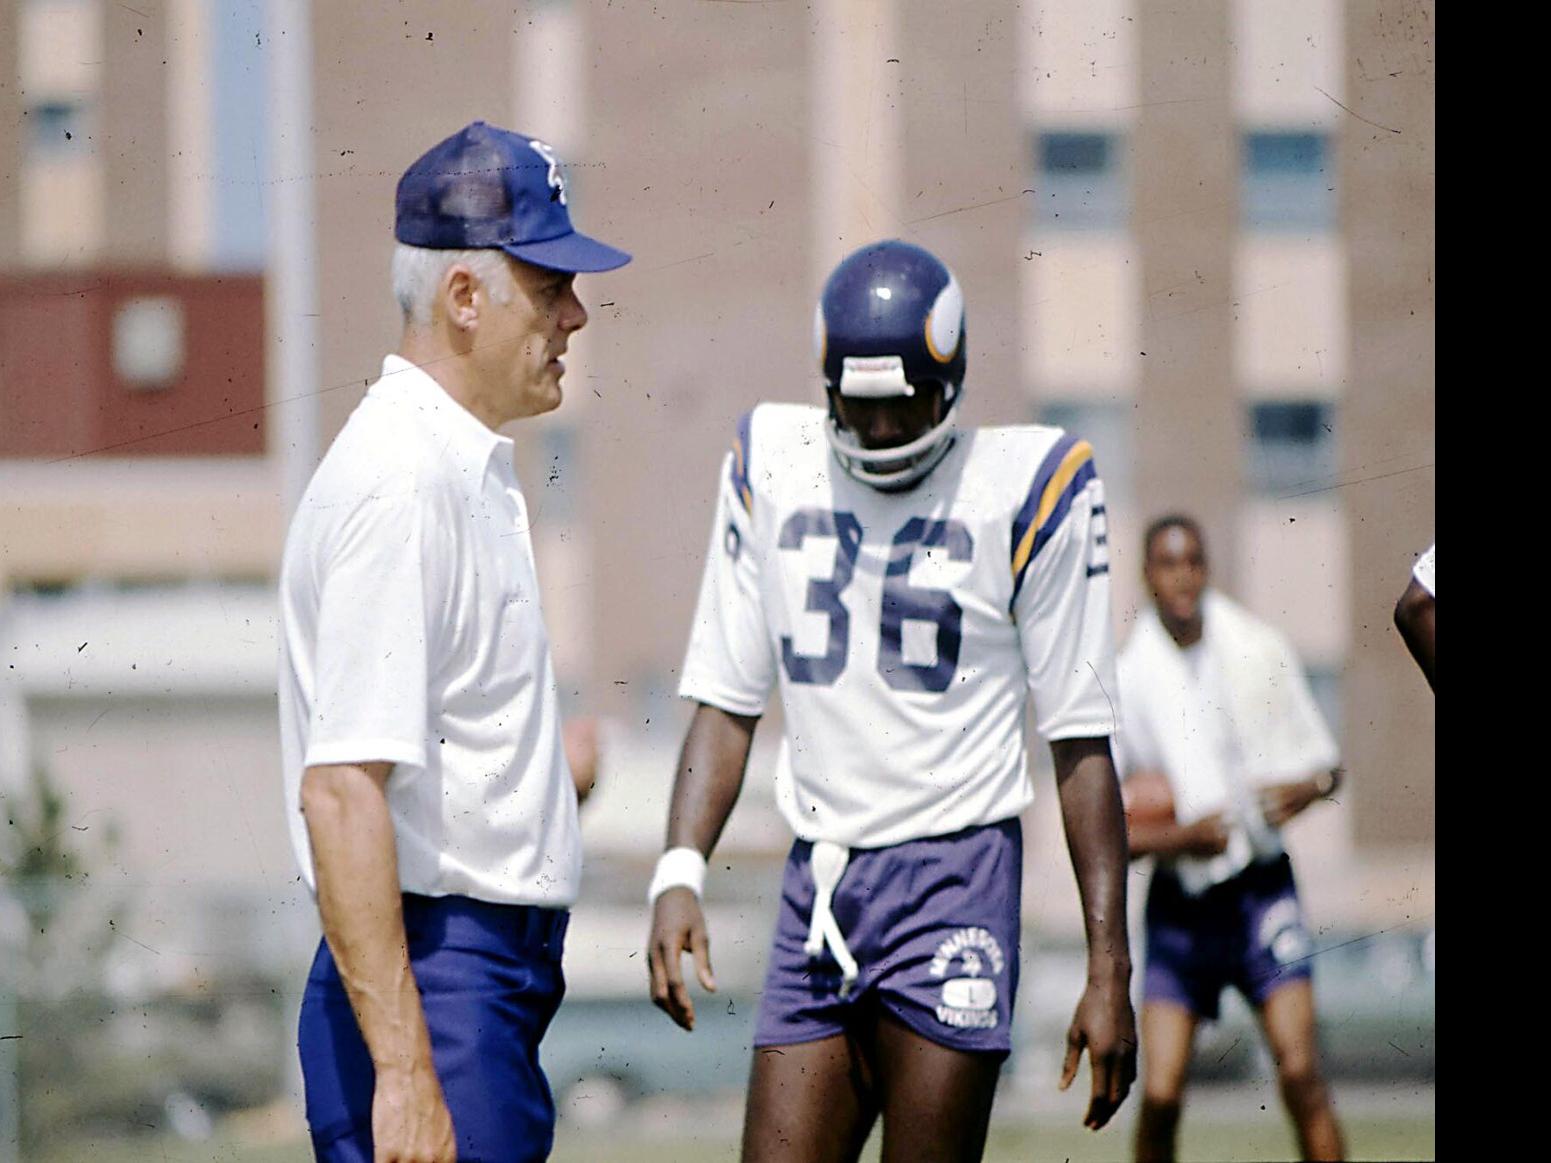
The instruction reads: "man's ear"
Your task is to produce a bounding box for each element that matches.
[442,264,478,331]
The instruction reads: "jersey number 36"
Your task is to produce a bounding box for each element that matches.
[777,508,973,693]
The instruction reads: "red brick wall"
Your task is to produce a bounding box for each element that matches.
[0,271,265,458]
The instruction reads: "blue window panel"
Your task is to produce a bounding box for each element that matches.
[210,0,269,270]
[1245,401,1338,496]
[536,424,581,522]
[1307,669,1343,749]
[1241,131,1335,231]
[28,100,91,155]
[1032,131,1127,231]
[1034,401,1134,500]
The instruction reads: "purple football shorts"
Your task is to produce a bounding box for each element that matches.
[753,819,1023,1056]
[1142,853,1313,1021]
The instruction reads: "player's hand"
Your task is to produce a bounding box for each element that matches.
[648,886,716,1031]
[371,1060,457,1162]
[1059,977,1138,1131]
[1181,813,1230,857]
[1258,773,1334,828]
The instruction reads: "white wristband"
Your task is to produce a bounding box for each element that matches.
[648,846,707,905]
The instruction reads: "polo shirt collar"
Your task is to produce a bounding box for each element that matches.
[372,354,516,481]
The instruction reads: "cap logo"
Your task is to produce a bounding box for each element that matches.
[528,139,568,206]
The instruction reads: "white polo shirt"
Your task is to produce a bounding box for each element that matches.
[278,355,580,907]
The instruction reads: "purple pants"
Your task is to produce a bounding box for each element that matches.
[754,819,1023,1056]
[1143,853,1313,1020]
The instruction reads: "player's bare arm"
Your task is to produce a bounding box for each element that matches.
[1394,577,1435,691]
[1258,767,1343,828]
[648,702,760,1031]
[1119,769,1229,860]
[1050,735,1138,1131]
[301,761,456,1162]
[562,716,601,805]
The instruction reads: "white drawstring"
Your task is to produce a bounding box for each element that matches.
[803,840,860,996]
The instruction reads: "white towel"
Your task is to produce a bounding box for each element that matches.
[1117,590,1338,894]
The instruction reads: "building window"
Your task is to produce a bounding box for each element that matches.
[1241,131,1335,231]
[1035,400,1133,499]
[1245,400,1337,497]
[113,298,186,389]
[535,423,581,522]
[1032,131,1127,231]
[1307,667,1342,749]
[27,100,91,155]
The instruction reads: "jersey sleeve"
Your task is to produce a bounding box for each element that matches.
[1010,435,1119,741]
[677,414,777,716]
[1412,542,1435,597]
[304,487,442,770]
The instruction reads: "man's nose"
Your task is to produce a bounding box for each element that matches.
[866,409,907,446]
[562,287,588,332]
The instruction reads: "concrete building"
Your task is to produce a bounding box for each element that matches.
[1,0,1433,972]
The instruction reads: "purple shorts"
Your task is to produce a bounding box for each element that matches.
[1142,853,1313,1021]
[753,819,1022,1056]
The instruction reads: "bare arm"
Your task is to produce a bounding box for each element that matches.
[300,761,454,1161]
[1124,813,1231,862]
[562,717,600,806]
[1394,578,1436,691]
[647,703,759,1030]
[1051,736,1138,1130]
[1258,766,1343,828]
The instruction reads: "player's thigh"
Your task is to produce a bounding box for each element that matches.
[1139,1000,1199,1103]
[743,1034,879,1163]
[1255,978,1323,1079]
[871,1010,1003,1163]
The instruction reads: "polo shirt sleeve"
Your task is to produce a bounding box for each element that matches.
[678,437,776,716]
[304,488,439,771]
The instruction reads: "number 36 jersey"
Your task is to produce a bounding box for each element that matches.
[678,403,1118,848]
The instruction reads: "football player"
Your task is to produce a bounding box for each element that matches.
[1394,543,1434,691]
[645,240,1136,1161]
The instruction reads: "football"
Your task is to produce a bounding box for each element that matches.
[1121,770,1176,828]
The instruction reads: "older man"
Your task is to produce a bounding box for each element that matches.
[278,121,629,1162]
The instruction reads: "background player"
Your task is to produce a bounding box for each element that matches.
[1394,543,1435,691]
[1117,515,1346,1163]
[645,240,1136,1162]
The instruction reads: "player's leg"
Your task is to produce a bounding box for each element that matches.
[741,1033,879,1163]
[1133,1000,1198,1163]
[1237,856,1343,1161]
[869,1008,1002,1163]
[1256,980,1344,1161]
[1135,865,1225,1163]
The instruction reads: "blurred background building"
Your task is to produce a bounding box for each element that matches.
[0,0,1433,1155]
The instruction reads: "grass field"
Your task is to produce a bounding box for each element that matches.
[31,1083,1434,1162]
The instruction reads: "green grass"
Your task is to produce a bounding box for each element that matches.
[547,1115,1434,1162]
[32,1105,1434,1162]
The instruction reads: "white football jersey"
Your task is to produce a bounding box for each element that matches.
[679,404,1118,848]
[1413,543,1435,597]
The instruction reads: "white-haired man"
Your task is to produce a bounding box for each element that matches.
[278,121,629,1162]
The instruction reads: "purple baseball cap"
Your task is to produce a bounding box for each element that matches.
[395,121,631,273]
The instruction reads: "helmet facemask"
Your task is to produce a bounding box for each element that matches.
[824,375,961,492]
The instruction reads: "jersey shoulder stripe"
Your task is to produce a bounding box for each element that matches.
[1010,431,1096,599]
[729,409,755,515]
